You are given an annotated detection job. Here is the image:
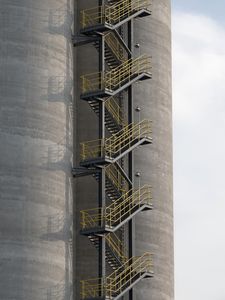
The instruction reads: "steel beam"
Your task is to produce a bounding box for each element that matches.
[114,29,132,56]
[98,3,106,294]
[128,16,134,300]
[115,161,133,186]
[98,168,106,293]
[72,167,100,178]
[72,35,100,47]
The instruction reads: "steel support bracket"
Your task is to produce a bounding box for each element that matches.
[72,167,100,177]
[114,29,132,56]
[115,161,133,186]
[72,35,100,47]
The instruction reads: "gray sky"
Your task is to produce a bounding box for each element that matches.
[173,0,225,24]
[172,1,225,299]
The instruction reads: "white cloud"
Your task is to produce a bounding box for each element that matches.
[173,12,225,300]
[173,13,225,121]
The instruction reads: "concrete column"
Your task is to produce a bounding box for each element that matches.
[133,1,174,299]
[0,1,73,299]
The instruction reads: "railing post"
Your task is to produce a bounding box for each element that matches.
[108,208,110,228]
[81,281,84,299]
[81,76,84,94]
[139,120,141,139]
[81,211,84,229]
[81,143,84,161]
[101,5,103,24]
[82,11,85,29]
[139,186,141,208]
[101,207,104,228]
[101,138,104,158]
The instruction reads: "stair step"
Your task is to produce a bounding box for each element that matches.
[88,235,124,269]
[88,101,121,134]
[93,41,120,69]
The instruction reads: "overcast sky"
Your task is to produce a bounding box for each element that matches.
[172,1,225,299]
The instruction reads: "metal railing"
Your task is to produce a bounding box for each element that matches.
[80,185,152,230]
[80,0,151,29]
[105,32,127,62]
[80,55,151,94]
[80,119,152,161]
[80,252,153,299]
[106,233,127,264]
[106,164,130,195]
[105,96,127,127]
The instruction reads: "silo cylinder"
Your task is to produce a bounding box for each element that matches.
[0,1,73,299]
[133,0,173,299]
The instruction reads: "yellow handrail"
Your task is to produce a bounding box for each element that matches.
[80,0,152,29]
[80,119,152,161]
[81,71,104,95]
[80,185,152,230]
[80,252,153,299]
[105,96,127,127]
[106,164,129,195]
[106,233,127,264]
[80,55,151,94]
[105,32,127,62]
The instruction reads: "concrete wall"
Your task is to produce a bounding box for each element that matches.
[133,0,174,299]
[0,1,73,299]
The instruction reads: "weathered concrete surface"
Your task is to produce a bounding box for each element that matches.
[133,0,174,299]
[0,1,73,299]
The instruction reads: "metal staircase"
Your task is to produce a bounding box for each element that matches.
[88,233,127,270]
[80,0,152,33]
[81,185,153,234]
[88,96,127,134]
[74,0,154,299]
[80,253,153,300]
[80,55,152,100]
[93,164,130,202]
[80,120,152,166]
[93,33,126,70]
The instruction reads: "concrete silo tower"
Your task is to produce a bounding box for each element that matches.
[0,0,73,299]
[0,0,173,299]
